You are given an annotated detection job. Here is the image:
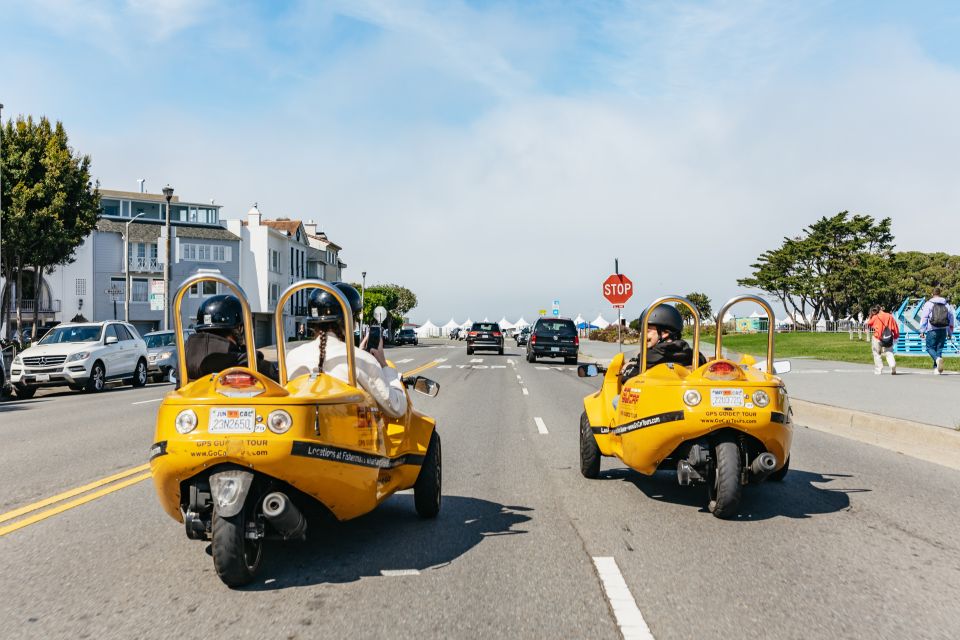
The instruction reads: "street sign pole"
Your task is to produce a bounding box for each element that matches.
[615,259,621,352]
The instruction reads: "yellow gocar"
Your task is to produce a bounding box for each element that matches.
[579,295,792,518]
[150,274,441,586]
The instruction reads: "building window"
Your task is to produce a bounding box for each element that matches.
[269,283,279,305]
[131,278,149,303]
[75,279,87,296]
[181,243,230,263]
[213,245,225,262]
[270,250,281,273]
[189,281,219,298]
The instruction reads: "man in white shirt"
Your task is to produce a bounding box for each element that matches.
[285,283,407,419]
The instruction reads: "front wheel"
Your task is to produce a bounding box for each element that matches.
[707,438,742,519]
[414,431,441,518]
[579,412,601,478]
[85,362,106,393]
[131,359,148,387]
[211,503,263,587]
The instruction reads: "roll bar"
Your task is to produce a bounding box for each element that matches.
[714,295,775,374]
[174,272,256,387]
[274,280,357,387]
[640,295,700,374]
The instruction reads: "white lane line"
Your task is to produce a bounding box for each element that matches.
[535,366,550,370]
[522,388,529,396]
[380,569,420,577]
[491,365,507,369]
[534,417,548,434]
[438,365,452,369]
[394,358,414,364]
[592,557,655,640]
[470,358,484,363]
[507,359,516,365]
[435,358,448,363]
[516,374,522,380]
[132,398,163,405]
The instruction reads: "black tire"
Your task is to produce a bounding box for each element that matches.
[414,431,441,518]
[565,356,577,365]
[768,455,790,482]
[707,438,742,518]
[131,359,148,388]
[527,351,536,363]
[466,347,474,355]
[211,503,262,587]
[15,384,37,399]
[498,347,504,355]
[85,362,106,393]
[68,384,84,392]
[579,411,601,479]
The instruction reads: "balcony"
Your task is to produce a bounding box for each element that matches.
[7,299,61,314]
[128,257,163,272]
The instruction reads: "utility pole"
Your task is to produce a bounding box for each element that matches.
[615,258,621,352]
[162,185,174,330]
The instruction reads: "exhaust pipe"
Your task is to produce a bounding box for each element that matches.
[750,452,778,480]
[262,492,307,540]
[677,460,704,486]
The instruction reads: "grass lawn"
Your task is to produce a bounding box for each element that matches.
[719,332,960,372]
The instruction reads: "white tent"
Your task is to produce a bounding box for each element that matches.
[514,317,531,329]
[748,310,764,318]
[592,314,610,329]
[416,320,441,338]
[461,317,473,329]
[574,314,585,326]
[441,318,459,333]
[498,317,515,330]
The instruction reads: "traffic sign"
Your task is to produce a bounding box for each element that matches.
[552,309,560,317]
[602,273,633,306]
[373,306,388,323]
[538,309,547,316]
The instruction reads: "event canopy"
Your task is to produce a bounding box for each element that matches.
[441,318,459,333]
[592,314,610,329]
[461,318,473,328]
[514,317,531,329]
[416,320,440,337]
[498,317,515,330]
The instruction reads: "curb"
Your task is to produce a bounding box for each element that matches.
[791,399,960,471]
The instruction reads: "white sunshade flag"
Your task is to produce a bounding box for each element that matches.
[592,314,610,329]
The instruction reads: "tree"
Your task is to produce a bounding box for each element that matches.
[350,283,419,332]
[686,292,712,324]
[1,115,100,338]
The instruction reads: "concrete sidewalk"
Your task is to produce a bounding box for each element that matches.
[579,339,960,431]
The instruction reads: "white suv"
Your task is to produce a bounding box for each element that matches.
[10,321,149,399]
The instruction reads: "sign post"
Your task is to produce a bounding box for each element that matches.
[105,284,124,320]
[602,262,633,352]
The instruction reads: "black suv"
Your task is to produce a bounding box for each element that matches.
[515,327,531,346]
[395,328,418,346]
[467,322,504,355]
[526,318,578,364]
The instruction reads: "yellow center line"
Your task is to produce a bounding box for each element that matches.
[401,359,441,378]
[0,472,153,537]
[0,463,151,525]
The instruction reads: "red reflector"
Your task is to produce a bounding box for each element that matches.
[220,372,259,388]
[707,362,736,376]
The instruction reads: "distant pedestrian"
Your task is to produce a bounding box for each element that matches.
[865,305,898,375]
[918,287,956,375]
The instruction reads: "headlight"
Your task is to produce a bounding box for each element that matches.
[683,390,702,406]
[13,355,22,365]
[175,409,198,434]
[267,410,292,434]
[67,351,90,362]
[157,351,174,360]
[752,390,770,408]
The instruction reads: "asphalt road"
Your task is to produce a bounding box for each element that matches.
[1,338,958,639]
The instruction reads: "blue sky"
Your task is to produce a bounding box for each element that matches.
[3,1,960,322]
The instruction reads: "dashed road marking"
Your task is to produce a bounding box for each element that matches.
[534,417,549,434]
[131,398,163,405]
[394,358,414,364]
[470,358,484,363]
[380,569,420,577]
[522,388,529,396]
[507,359,516,365]
[592,556,655,640]
[438,365,452,369]
[535,366,550,370]
[491,365,507,369]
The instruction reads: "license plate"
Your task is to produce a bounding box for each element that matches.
[34,373,50,382]
[208,408,256,434]
[550,347,559,352]
[711,389,744,407]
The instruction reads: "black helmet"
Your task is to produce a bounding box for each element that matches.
[196,294,243,331]
[639,304,683,339]
[307,283,362,323]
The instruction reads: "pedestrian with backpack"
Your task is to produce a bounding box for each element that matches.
[865,305,899,375]
[918,287,956,375]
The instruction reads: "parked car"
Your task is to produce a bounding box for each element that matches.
[449,327,461,340]
[515,326,531,346]
[144,329,193,383]
[395,328,419,346]
[526,317,578,364]
[9,321,149,398]
[467,322,504,355]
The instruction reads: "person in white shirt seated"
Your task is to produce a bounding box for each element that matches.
[285,283,407,419]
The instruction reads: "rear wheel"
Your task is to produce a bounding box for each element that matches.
[15,384,37,399]
[768,455,790,482]
[707,437,742,519]
[498,346,504,355]
[131,359,148,387]
[85,362,106,393]
[579,412,601,478]
[414,431,441,518]
[565,356,577,365]
[527,351,536,363]
[211,501,262,587]
[466,347,474,355]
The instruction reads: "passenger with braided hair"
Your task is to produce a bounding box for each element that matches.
[285,283,407,418]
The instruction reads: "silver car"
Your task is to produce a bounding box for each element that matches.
[143,330,192,383]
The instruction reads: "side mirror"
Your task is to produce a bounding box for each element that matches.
[106,336,119,345]
[412,376,440,397]
[577,364,599,378]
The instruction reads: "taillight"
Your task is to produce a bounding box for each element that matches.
[574,335,580,346]
[217,370,265,397]
[704,361,741,381]
[492,332,502,337]
[531,334,537,344]
[468,331,478,337]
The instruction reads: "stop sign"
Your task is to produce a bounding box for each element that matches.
[602,274,633,307]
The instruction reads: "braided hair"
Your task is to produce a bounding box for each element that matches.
[309,321,347,372]
[317,331,328,370]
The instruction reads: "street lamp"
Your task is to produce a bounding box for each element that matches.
[162,185,174,330]
[123,212,147,322]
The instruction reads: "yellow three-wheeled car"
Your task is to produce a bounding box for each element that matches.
[579,295,792,518]
[150,274,442,586]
